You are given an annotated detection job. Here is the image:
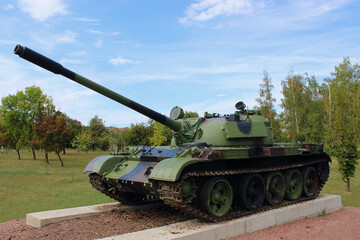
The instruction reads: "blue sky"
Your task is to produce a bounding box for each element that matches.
[1,0,359,127]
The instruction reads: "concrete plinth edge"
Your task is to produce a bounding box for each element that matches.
[99,194,342,240]
[26,202,162,228]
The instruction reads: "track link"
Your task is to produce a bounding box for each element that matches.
[158,159,330,222]
[89,173,159,205]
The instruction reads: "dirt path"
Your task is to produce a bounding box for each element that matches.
[1,206,359,240]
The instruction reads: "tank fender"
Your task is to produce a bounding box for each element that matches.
[84,155,124,175]
[149,157,200,182]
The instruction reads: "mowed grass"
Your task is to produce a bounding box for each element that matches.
[0,149,115,223]
[322,158,360,207]
[0,149,359,223]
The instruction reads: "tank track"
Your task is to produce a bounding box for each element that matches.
[157,158,330,222]
[89,173,159,205]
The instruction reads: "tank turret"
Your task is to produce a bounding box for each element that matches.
[14,44,330,221]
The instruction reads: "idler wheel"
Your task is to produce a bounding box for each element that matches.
[285,169,303,201]
[239,173,265,211]
[302,167,319,197]
[200,177,233,218]
[264,171,285,205]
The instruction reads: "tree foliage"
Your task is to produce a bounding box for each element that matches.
[184,111,199,118]
[32,104,73,167]
[149,121,173,146]
[123,122,154,146]
[281,71,309,142]
[72,128,92,153]
[256,70,285,142]
[280,72,327,143]
[0,86,53,159]
[324,57,360,191]
[88,115,106,151]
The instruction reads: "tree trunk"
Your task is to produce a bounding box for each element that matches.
[15,148,21,160]
[63,148,66,155]
[32,147,37,160]
[346,178,351,192]
[44,151,49,164]
[57,152,64,167]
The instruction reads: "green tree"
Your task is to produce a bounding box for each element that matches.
[72,128,93,153]
[99,131,110,151]
[88,115,106,151]
[325,57,360,192]
[149,121,173,146]
[184,111,199,118]
[281,71,309,142]
[302,74,327,143]
[62,113,82,152]
[0,118,7,147]
[123,122,154,146]
[0,86,53,159]
[256,70,285,142]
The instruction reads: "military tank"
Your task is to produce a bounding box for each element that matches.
[14,44,331,221]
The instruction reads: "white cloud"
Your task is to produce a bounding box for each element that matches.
[67,51,88,57]
[87,29,121,35]
[109,57,137,65]
[17,0,68,21]
[4,4,15,10]
[291,0,351,18]
[95,39,103,48]
[56,31,77,43]
[179,0,265,23]
[60,58,87,64]
[72,17,99,22]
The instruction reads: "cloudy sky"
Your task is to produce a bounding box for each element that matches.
[1,0,359,127]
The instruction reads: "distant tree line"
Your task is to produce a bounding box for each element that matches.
[0,86,198,166]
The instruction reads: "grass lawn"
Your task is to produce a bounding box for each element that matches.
[0,149,115,223]
[322,158,360,207]
[0,149,359,223]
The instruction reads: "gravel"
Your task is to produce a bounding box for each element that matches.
[0,205,191,240]
[1,206,359,240]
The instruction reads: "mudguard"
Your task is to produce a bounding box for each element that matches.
[84,155,124,175]
[149,157,200,182]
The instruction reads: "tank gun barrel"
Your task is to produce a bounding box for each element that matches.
[14,44,182,132]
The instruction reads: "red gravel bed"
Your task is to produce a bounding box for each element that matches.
[0,205,191,240]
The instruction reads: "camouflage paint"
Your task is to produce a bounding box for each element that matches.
[14,44,331,208]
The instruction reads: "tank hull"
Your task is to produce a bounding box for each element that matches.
[85,143,330,220]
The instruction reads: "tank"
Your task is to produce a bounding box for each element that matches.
[14,44,331,221]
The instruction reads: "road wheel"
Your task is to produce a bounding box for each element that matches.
[239,173,265,211]
[302,167,319,197]
[285,169,303,201]
[265,171,285,205]
[200,177,233,218]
